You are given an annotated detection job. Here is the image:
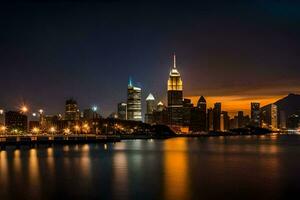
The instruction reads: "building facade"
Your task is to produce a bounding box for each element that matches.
[213,103,221,131]
[5,111,28,133]
[127,80,142,121]
[167,54,183,127]
[117,102,127,120]
[260,104,278,130]
[251,102,260,127]
[145,93,155,124]
[65,98,80,121]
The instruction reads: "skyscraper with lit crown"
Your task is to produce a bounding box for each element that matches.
[127,78,142,121]
[167,54,183,126]
[145,93,155,124]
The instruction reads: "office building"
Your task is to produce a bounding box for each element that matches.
[221,111,230,131]
[117,102,127,120]
[182,98,193,127]
[145,93,155,124]
[190,96,207,132]
[127,79,142,121]
[237,111,244,128]
[213,103,221,131]
[260,104,278,130]
[251,102,260,127]
[152,101,168,125]
[207,108,214,131]
[167,54,183,126]
[5,111,28,132]
[65,98,80,121]
[83,108,99,121]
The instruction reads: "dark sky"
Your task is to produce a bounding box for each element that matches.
[0,0,300,116]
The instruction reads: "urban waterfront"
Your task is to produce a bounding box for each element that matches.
[1,135,300,200]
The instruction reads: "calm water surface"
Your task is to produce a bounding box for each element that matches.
[1,135,300,200]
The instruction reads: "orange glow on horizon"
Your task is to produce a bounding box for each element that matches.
[187,95,284,117]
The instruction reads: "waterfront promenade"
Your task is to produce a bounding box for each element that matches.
[0,134,120,149]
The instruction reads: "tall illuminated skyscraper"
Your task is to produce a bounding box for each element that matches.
[167,54,183,126]
[127,79,142,121]
[261,104,277,130]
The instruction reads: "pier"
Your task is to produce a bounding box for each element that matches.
[0,135,120,150]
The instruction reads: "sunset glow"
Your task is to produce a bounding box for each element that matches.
[188,95,284,117]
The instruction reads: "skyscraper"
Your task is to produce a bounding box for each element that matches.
[182,98,193,127]
[213,102,221,131]
[167,54,183,126]
[260,104,278,130]
[152,101,168,125]
[190,96,207,132]
[145,93,155,124]
[237,111,244,128]
[251,102,260,127]
[65,98,80,121]
[197,96,207,131]
[207,108,214,131]
[117,102,127,120]
[127,79,142,121]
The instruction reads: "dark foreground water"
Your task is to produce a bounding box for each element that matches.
[1,135,300,200]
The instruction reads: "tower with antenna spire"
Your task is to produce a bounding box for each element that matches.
[167,53,183,127]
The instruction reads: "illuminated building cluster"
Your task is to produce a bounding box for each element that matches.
[0,55,299,135]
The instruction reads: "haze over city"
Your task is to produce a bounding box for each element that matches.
[1,1,299,116]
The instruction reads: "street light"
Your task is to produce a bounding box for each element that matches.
[92,106,97,112]
[64,128,70,135]
[0,125,7,135]
[74,125,80,134]
[49,127,56,135]
[20,106,28,113]
[82,123,90,134]
[32,127,40,134]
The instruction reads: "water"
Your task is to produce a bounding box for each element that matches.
[1,135,300,200]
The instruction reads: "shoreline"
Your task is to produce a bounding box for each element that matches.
[0,132,295,150]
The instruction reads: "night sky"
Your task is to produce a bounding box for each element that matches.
[0,1,300,117]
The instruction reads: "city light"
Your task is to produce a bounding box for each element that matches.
[74,125,80,133]
[0,109,3,115]
[20,105,28,113]
[82,123,90,133]
[32,127,40,134]
[49,127,56,134]
[39,109,44,114]
[32,113,37,117]
[64,128,71,135]
[0,125,7,133]
[92,106,97,112]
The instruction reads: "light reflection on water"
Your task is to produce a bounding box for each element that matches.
[113,152,129,199]
[164,138,189,200]
[0,136,300,199]
[28,149,40,198]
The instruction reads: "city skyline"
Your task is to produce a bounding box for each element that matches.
[1,2,300,200]
[0,55,289,118]
[0,1,300,117]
